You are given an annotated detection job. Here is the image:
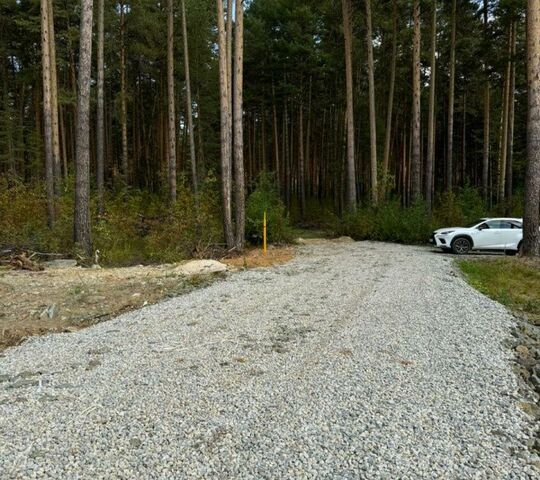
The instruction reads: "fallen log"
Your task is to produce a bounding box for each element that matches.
[9,253,44,272]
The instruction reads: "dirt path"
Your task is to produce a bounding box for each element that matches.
[0,241,536,478]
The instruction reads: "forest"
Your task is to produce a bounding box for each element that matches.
[0,0,539,264]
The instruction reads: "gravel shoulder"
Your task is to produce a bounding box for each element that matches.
[0,241,537,479]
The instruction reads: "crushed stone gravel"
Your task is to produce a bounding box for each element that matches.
[0,241,537,479]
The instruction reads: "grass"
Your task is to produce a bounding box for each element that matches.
[460,257,540,324]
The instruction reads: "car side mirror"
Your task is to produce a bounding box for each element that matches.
[477,224,487,230]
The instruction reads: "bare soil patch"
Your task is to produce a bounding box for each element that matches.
[0,245,295,351]
[0,264,213,351]
[221,245,295,269]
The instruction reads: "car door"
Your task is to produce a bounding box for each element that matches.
[504,221,522,250]
[492,221,518,249]
[474,220,504,249]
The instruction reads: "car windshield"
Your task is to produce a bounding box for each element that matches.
[463,219,484,228]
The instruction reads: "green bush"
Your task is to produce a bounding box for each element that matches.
[336,187,512,245]
[1,180,527,263]
[432,187,485,227]
[143,180,222,264]
[337,199,434,244]
[0,177,223,266]
[0,178,74,253]
[246,173,292,244]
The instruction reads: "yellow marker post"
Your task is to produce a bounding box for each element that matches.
[263,210,267,255]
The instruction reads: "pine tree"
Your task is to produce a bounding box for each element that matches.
[382,0,397,200]
[446,0,457,192]
[40,0,55,227]
[167,0,177,204]
[426,0,437,211]
[410,0,422,201]
[96,0,105,215]
[523,0,540,256]
[233,0,245,249]
[74,0,94,257]
[217,0,235,248]
[342,0,357,211]
[181,0,199,208]
[365,0,378,205]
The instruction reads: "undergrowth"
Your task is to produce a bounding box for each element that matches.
[0,176,223,266]
[334,188,524,245]
[0,177,525,265]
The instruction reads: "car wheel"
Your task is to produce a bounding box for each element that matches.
[451,237,471,255]
[505,249,517,256]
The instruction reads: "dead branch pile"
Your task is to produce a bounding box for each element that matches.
[8,253,44,271]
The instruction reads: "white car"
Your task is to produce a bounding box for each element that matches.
[430,218,523,255]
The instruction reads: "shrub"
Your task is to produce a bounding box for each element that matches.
[246,173,292,244]
[336,187,503,245]
[337,199,433,244]
[433,187,485,227]
[0,178,73,253]
[375,200,433,244]
[0,177,223,266]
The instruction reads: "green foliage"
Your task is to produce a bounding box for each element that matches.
[337,200,434,244]
[432,187,486,227]
[335,187,522,245]
[0,0,532,265]
[0,178,222,266]
[246,173,292,244]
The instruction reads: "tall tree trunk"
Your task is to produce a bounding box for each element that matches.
[60,103,68,179]
[461,90,467,184]
[298,99,306,219]
[426,0,437,211]
[74,0,93,257]
[272,83,280,194]
[523,0,540,256]
[411,0,422,201]
[40,0,55,226]
[261,104,267,170]
[505,19,517,209]
[496,80,507,201]
[226,0,233,132]
[382,0,397,199]
[342,0,357,211]
[498,21,514,203]
[181,0,199,208]
[48,0,61,194]
[167,0,176,204]
[446,0,456,192]
[196,87,206,178]
[96,0,105,215]
[482,0,490,205]
[233,0,245,249]
[365,0,378,205]
[305,77,312,197]
[284,100,291,209]
[217,0,235,248]
[120,3,128,182]
[483,83,491,204]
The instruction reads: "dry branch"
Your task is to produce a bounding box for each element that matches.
[9,253,44,271]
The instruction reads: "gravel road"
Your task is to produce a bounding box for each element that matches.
[0,241,537,479]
